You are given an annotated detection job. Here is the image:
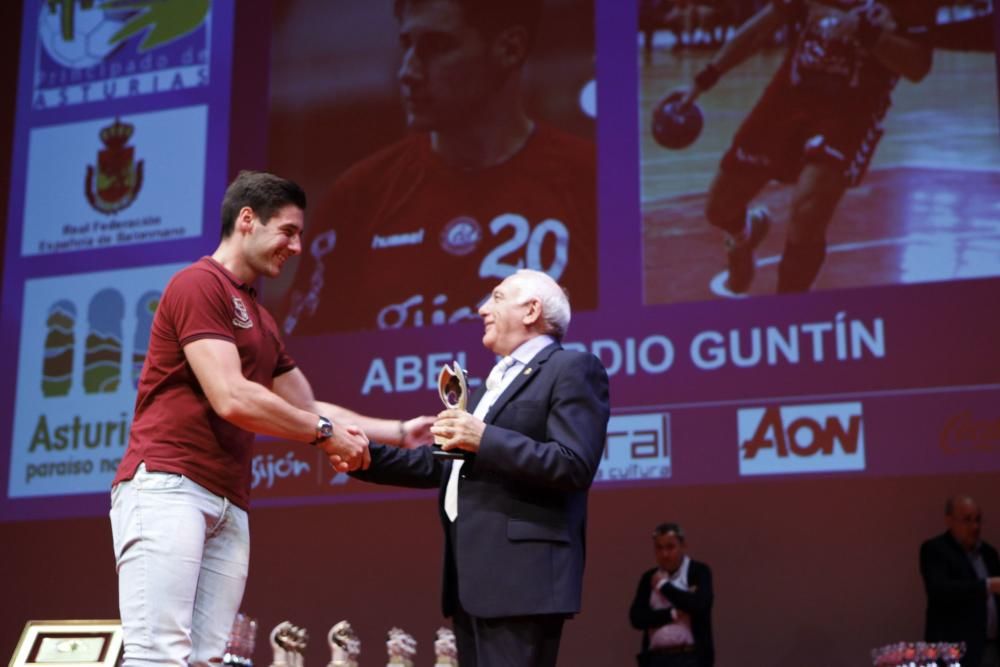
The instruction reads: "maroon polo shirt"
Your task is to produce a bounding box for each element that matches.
[114,257,296,508]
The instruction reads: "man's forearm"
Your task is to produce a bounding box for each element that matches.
[315,401,404,444]
[349,442,441,488]
[867,31,932,82]
[222,379,318,443]
[699,3,783,86]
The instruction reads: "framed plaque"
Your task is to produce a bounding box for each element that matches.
[9,621,123,667]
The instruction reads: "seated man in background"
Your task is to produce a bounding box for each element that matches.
[920,495,1000,667]
[630,522,714,667]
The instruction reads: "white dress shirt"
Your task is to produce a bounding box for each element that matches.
[443,335,556,522]
[649,555,696,649]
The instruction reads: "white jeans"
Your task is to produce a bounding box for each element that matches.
[110,464,250,667]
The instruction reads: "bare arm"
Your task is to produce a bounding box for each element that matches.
[184,339,368,470]
[856,3,933,82]
[314,401,434,449]
[684,3,785,104]
[707,3,784,78]
[185,338,318,441]
[272,367,431,449]
[867,32,932,82]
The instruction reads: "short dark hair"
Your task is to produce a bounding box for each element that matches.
[393,0,544,50]
[220,171,306,239]
[652,522,685,543]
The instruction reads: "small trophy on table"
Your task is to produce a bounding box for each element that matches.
[433,627,458,666]
[269,622,308,667]
[326,621,360,667]
[385,627,416,667]
[432,361,469,461]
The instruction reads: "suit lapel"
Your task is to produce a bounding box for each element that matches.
[484,343,560,424]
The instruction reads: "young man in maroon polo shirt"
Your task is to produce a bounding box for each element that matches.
[110,171,431,667]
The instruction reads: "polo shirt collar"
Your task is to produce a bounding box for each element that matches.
[203,256,257,298]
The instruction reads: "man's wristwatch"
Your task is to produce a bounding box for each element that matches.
[311,416,333,445]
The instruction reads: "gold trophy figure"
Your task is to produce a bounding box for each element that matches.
[433,362,470,459]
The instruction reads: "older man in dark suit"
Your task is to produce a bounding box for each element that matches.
[920,495,1000,667]
[353,268,610,667]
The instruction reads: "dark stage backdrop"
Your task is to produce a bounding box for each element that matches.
[3,1,1000,666]
[4,475,1000,666]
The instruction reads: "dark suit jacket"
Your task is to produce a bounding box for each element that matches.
[629,560,715,667]
[920,531,1000,667]
[353,343,610,619]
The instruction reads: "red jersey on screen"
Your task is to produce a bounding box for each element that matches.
[114,258,296,509]
[722,0,933,185]
[281,123,597,335]
[781,0,931,98]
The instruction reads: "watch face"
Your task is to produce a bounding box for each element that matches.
[318,417,333,438]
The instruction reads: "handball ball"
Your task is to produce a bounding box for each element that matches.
[651,91,704,150]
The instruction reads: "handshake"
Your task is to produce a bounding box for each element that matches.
[313,415,437,473]
[313,419,370,473]
[313,407,484,472]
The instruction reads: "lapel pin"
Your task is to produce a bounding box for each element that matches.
[523,368,533,376]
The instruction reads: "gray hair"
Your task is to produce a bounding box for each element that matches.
[511,269,571,339]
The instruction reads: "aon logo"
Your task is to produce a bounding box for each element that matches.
[737,402,865,476]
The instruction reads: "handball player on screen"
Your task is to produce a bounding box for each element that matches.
[673,0,933,294]
[281,0,597,335]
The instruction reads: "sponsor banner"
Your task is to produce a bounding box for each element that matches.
[940,411,1000,456]
[31,0,212,110]
[7,262,187,498]
[862,389,1000,474]
[737,402,866,476]
[251,411,671,498]
[10,362,984,503]
[0,1,238,520]
[251,445,321,493]
[250,443,423,500]
[596,412,671,483]
[21,106,208,256]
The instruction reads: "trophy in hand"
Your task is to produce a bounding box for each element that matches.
[433,627,458,667]
[327,621,360,667]
[385,627,417,667]
[433,362,469,460]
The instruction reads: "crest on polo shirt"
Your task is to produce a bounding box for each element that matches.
[232,296,253,329]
